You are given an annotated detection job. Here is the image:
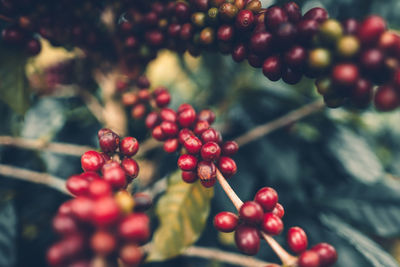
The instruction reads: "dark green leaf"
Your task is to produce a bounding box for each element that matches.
[147,171,214,261]
[0,45,30,115]
[0,201,17,267]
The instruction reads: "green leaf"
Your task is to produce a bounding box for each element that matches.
[0,45,30,115]
[147,171,214,261]
[0,201,17,267]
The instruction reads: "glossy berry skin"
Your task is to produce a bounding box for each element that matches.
[287,227,308,254]
[118,213,150,244]
[232,43,247,62]
[92,197,121,227]
[201,141,221,161]
[374,85,400,111]
[119,244,143,265]
[285,46,307,69]
[197,161,217,184]
[178,107,196,128]
[81,151,104,172]
[236,10,255,31]
[221,141,239,156]
[311,243,338,266]
[182,171,198,183]
[46,243,65,266]
[213,212,239,232]
[164,138,179,153]
[263,56,282,81]
[218,156,237,178]
[98,130,120,153]
[283,2,301,23]
[155,91,171,108]
[179,128,194,144]
[152,126,166,141]
[52,214,79,236]
[103,166,126,190]
[184,135,203,154]
[261,213,283,235]
[90,231,116,255]
[160,108,177,122]
[358,15,386,45]
[254,187,278,212]
[70,197,94,222]
[193,120,210,136]
[120,137,139,157]
[217,25,234,42]
[201,128,219,143]
[298,251,320,267]
[145,112,161,129]
[178,154,198,171]
[88,179,112,199]
[160,121,179,138]
[351,78,373,107]
[272,203,285,218]
[303,7,328,23]
[234,225,260,255]
[264,6,288,31]
[239,201,264,225]
[250,32,273,55]
[66,175,90,196]
[331,63,359,88]
[121,158,139,179]
[198,109,216,124]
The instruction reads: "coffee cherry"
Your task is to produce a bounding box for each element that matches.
[232,43,247,62]
[214,211,238,232]
[160,121,179,137]
[218,156,237,178]
[122,92,139,106]
[81,151,105,172]
[92,197,120,227]
[263,55,282,81]
[99,130,119,153]
[283,2,301,23]
[152,125,166,141]
[198,109,216,124]
[103,166,126,189]
[264,6,288,31]
[184,135,203,154]
[193,120,210,135]
[133,193,153,212]
[297,20,320,41]
[71,197,94,222]
[221,141,239,156]
[283,67,302,84]
[298,251,320,267]
[360,48,384,72]
[201,141,221,161]
[239,201,264,225]
[272,203,285,218]
[182,171,198,183]
[311,243,338,266]
[374,85,400,111]
[47,243,65,266]
[120,137,139,157]
[236,10,255,31]
[114,190,135,214]
[66,175,90,196]
[342,18,359,35]
[178,107,197,127]
[121,158,139,179]
[164,138,179,153]
[58,200,73,216]
[315,77,333,95]
[201,128,219,143]
[250,32,273,55]
[219,3,239,22]
[138,89,151,101]
[308,48,331,71]
[88,179,112,199]
[90,231,116,255]
[131,104,147,119]
[379,31,400,54]
[119,244,143,265]
[155,92,171,108]
[179,128,195,144]
[303,7,328,23]
[145,112,161,129]
[52,214,79,236]
[337,36,360,58]
[287,227,308,254]
[285,46,307,69]
[358,15,386,45]
[261,213,283,235]
[197,161,217,186]
[234,225,260,255]
[160,108,177,122]
[178,154,198,171]
[331,63,359,88]
[319,19,343,44]
[276,22,297,45]
[101,161,120,174]
[118,213,150,243]
[217,25,234,42]
[254,187,278,212]
[351,78,373,107]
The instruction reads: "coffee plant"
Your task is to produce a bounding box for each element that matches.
[1,0,400,266]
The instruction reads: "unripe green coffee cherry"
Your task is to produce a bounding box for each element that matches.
[207,7,219,24]
[336,35,360,57]
[192,12,206,28]
[200,27,215,45]
[219,3,239,21]
[315,77,333,95]
[319,19,343,44]
[308,48,332,70]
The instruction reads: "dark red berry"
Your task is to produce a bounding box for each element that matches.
[374,85,400,111]
[298,251,320,267]
[297,19,319,41]
[358,15,386,45]
[118,213,150,243]
[265,6,288,31]
[178,154,198,171]
[197,161,217,186]
[66,175,90,196]
[99,130,120,153]
[263,55,282,81]
[287,227,308,254]
[283,2,301,23]
[232,43,247,62]
[283,67,302,84]
[217,25,234,42]
[152,125,166,141]
[120,137,139,157]
[145,112,161,129]
[351,78,373,107]
[182,171,198,183]
[155,92,171,108]
[92,197,120,227]
[331,63,359,88]
[342,18,359,35]
[184,135,203,154]
[272,203,285,218]
[254,187,278,212]
[236,10,255,31]
[179,128,195,144]
[160,121,179,138]
[250,32,273,55]
[121,158,139,179]
[175,2,190,22]
[164,138,179,153]
[103,166,126,189]
[234,225,260,255]
[198,109,216,124]
[285,45,307,69]
[360,48,384,72]
[70,197,94,222]
[303,7,328,23]
[239,201,264,225]
[81,151,105,172]
[221,141,239,156]
[214,211,238,232]
[218,156,237,178]
[88,179,112,199]
[201,141,221,161]
[261,213,283,235]
[311,243,338,267]
[201,128,219,143]
[90,231,116,256]
[137,76,150,88]
[193,120,210,135]
[178,107,197,128]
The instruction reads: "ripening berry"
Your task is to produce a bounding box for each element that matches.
[254,187,278,212]
[234,225,260,255]
[358,15,386,45]
[239,201,264,225]
[213,212,238,232]
[218,156,237,178]
[118,213,150,243]
[90,231,116,256]
[298,250,320,267]
[182,171,198,183]
[66,175,90,196]
[198,109,216,124]
[287,227,308,254]
[120,137,139,157]
[92,197,121,227]
[81,151,105,172]
[119,244,143,266]
[261,213,283,235]
[311,243,338,266]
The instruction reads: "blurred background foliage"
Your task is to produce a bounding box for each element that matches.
[1,0,400,266]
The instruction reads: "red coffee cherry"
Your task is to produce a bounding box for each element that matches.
[201,141,221,161]
[47,243,65,266]
[98,129,120,153]
[178,154,198,171]
[272,203,285,218]
[145,111,161,129]
[358,15,386,45]
[133,193,153,212]
[261,213,283,235]
[239,201,264,225]
[120,137,139,157]
[160,121,179,138]
[81,151,104,172]
[177,103,192,113]
[287,227,308,254]
[79,171,101,181]
[311,243,338,267]
[121,158,139,179]
[283,2,301,23]
[66,175,90,196]
[193,120,210,135]
[101,161,120,174]
[182,171,198,183]
[198,109,216,124]
[254,187,278,212]
[90,231,116,256]
[137,76,150,89]
[379,31,400,54]
[88,179,112,199]
[217,24,234,42]
[179,128,195,144]
[298,250,320,267]
[119,244,143,266]
[218,156,237,178]
[58,200,73,216]
[283,68,302,85]
[103,166,127,189]
[197,161,217,187]
[342,18,359,35]
[236,10,255,31]
[52,214,79,236]
[122,92,139,106]
[303,7,328,23]
[285,45,307,69]
[178,107,197,128]
[234,225,260,255]
[92,197,120,227]
[152,125,166,141]
[131,104,146,119]
[164,138,179,153]
[70,197,94,222]
[201,128,219,143]
[297,19,320,41]
[250,32,273,55]
[118,213,150,243]
[221,141,239,156]
[160,108,177,122]
[184,135,203,154]
[232,43,247,62]
[264,6,288,31]
[331,63,359,88]
[213,211,239,232]
[374,85,400,111]
[155,91,171,108]
[263,55,283,81]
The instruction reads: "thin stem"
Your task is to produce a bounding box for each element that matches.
[215,168,297,266]
[0,164,70,195]
[234,99,325,147]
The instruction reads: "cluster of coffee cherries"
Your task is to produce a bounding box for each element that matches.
[213,187,337,267]
[47,128,152,266]
[120,76,171,120]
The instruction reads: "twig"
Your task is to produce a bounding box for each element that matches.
[216,169,243,210]
[136,138,162,157]
[234,99,325,147]
[0,136,94,157]
[0,164,70,195]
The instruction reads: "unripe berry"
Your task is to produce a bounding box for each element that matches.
[234,225,260,255]
[261,213,283,235]
[81,151,104,172]
[88,179,112,199]
[308,48,331,70]
[254,187,278,212]
[218,156,237,178]
[118,213,150,243]
[337,36,360,58]
[66,175,90,196]
[287,227,308,254]
[121,158,139,179]
[298,251,320,267]
[90,231,116,256]
[197,161,217,187]
[201,141,221,161]
[92,197,120,227]
[239,201,264,225]
[319,19,343,44]
[219,3,239,22]
[311,243,338,266]
[178,154,198,171]
[200,27,215,45]
[103,166,127,189]
[214,211,238,232]
[115,190,135,214]
[182,171,198,183]
[358,15,386,45]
